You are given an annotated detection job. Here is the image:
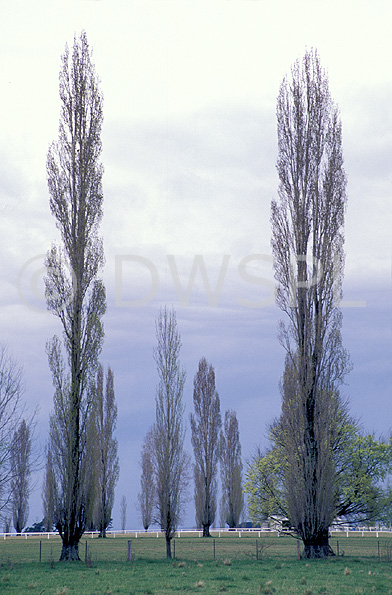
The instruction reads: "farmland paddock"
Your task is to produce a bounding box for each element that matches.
[1,532,392,595]
[1,530,392,563]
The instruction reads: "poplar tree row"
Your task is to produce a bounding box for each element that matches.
[138,308,244,558]
[8,28,389,565]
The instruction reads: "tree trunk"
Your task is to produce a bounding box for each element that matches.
[302,529,335,559]
[166,536,172,559]
[59,541,80,561]
[202,524,211,537]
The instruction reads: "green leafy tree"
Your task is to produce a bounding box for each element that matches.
[336,432,392,523]
[245,427,392,531]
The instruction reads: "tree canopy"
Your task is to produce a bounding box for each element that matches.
[245,425,392,529]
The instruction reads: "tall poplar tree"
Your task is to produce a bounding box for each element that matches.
[120,495,127,532]
[152,307,190,558]
[138,427,155,532]
[42,446,56,532]
[45,31,106,560]
[0,346,25,515]
[220,410,243,529]
[11,419,32,533]
[190,358,221,537]
[271,48,350,558]
[95,365,119,538]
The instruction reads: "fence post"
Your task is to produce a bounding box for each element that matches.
[296,539,301,560]
[85,540,88,561]
[256,539,258,561]
[378,541,380,562]
[128,540,132,561]
[173,539,175,559]
[39,540,42,564]
[213,539,215,561]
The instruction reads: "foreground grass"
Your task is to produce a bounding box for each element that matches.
[1,534,392,594]
[1,557,392,594]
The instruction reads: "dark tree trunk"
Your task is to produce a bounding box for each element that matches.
[302,529,335,559]
[59,542,80,561]
[202,524,211,537]
[166,536,172,559]
[99,524,106,538]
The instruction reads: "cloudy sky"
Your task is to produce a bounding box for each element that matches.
[1,0,391,530]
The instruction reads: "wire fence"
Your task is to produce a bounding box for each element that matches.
[1,531,392,564]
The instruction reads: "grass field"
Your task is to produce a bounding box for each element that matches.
[1,532,392,594]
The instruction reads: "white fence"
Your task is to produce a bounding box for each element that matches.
[2,527,392,540]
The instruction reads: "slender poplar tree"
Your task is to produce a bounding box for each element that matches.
[0,346,25,516]
[45,31,106,560]
[271,48,350,557]
[95,365,119,538]
[220,410,243,529]
[190,358,221,537]
[11,419,32,533]
[42,446,56,532]
[138,427,155,532]
[152,307,190,558]
[120,495,127,532]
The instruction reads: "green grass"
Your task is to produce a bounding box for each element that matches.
[1,533,392,594]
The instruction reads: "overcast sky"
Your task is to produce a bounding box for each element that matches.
[1,0,391,531]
